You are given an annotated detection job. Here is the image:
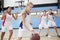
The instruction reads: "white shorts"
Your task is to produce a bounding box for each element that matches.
[39,23,48,29]
[1,24,13,32]
[18,27,24,37]
[48,21,56,27]
[18,24,33,37]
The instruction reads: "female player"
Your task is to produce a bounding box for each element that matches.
[46,9,60,37]
[38,10,49,35]
[18,2,34,40]
[1,7,18,40]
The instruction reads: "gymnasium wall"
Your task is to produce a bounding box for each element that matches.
[0,6,60,28]
[29,0,57,5]
[4,0,58,8]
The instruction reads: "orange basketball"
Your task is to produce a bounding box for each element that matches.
[30,33,40,40]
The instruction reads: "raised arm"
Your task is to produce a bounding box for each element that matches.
[40,14,43,23]
[12,13,18,20]
[1,13,6,20]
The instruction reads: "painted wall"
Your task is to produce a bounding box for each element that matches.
[4,0,28,8]
[0,16,60,28]
[29,0,58,5]
[4,0,58,7]
[0,6,60,28]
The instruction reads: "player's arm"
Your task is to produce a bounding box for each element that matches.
[1,13,6,20]
[52,11,57,17]
[40,15,42,23]
[12,13,18,20]
[22,13,30,31]
[53,13,57,17]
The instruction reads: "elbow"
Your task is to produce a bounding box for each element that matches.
[14,17,18,20]
[14,18,17,20]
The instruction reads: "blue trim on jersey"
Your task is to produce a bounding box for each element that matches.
[19,22,23,29]
[27,13,29,15]
[19,13,29,29]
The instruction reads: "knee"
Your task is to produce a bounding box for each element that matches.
[54,26,57,28]
[10,30,13,34]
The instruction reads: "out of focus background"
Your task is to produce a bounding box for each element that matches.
[0,0,60,40]
[0,0,60,29]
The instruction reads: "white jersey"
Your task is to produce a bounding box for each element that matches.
[25,14,31,24]
[39,15,48,29]
[41,15,47,23]
[48,14,56,26]
[20,13,31,24]
[18,13,33,37]
[2,13,13,32]
[2,13,13,26]
[19,13,31,29]
[48,14,54,21]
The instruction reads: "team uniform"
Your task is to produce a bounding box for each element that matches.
[48,14,56,27]
[18,13,33,37]
[39,14,48,29]
[1,13,13,32]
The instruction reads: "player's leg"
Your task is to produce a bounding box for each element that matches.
[46,21,51,37]
[8,30,13,40]
[1,32,5,40]
[8,26,13,40]
[18,28,24,40]
[45,27,50,36]
[46,27,51,37]
[1,27,6,40]
[18,32,23,40]
[18,37,22,40]
[52,22,60,37]
[38,24,42,34]
[38,29,41,35]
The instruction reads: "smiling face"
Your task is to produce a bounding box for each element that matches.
[26,2,33,13]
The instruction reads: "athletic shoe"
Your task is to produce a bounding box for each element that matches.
[57,35,60,37]
[46,34,51,37]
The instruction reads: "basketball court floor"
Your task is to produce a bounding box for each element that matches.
[0,28,60,40]
[0,0,60,40]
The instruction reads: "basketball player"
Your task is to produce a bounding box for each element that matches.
[38,10,49,35]
[30,33,40,40]
[1,7,18,40]
[46,9,60,37]
[18,2,34,40]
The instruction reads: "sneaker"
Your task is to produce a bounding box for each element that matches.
[46,34,51,37]
[57,35,60,37]
[48,35,51,37]
[46,34,48,36]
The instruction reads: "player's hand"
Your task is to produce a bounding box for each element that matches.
[31,30,35,34]
[15,13,18,17]
[30,23,33,25]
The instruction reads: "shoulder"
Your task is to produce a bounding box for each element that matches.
[22,10,26,16]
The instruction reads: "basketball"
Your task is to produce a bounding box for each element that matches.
[30,33,40,40]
